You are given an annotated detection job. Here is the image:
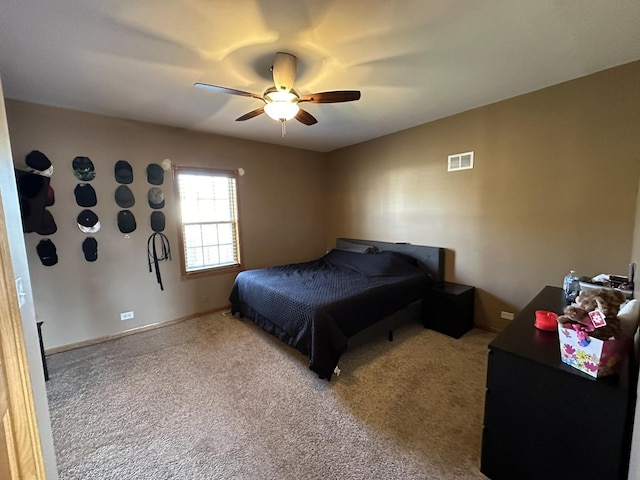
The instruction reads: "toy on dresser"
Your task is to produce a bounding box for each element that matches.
[557,288,626,340]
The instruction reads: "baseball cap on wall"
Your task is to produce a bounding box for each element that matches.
[115,160,133,184]
[74,183,97,207]
[77,209,101,233]
[117,210,137,233]
[114,185,135,208]
[36,210,57,235]
[26,150,53,177]
[18,173,46,199]
[150,211,165,232]
[148,187,164,209]
[82,237,98,262]
[146,163,164,185]
[36,239,58,266]
[72,156,96,181]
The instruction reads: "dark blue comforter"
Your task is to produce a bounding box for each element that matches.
[229,249,432,379]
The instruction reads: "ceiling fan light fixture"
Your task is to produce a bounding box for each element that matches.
[264,91,300,121]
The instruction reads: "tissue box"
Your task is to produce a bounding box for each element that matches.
[558,327,630,378]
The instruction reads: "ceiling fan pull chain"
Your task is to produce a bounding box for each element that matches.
[281,119,286,137]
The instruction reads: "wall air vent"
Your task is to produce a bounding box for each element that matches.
[448,151,474,172]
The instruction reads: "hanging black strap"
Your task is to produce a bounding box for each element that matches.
[147,233,171,291]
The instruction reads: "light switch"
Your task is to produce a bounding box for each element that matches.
[15,277,26,308]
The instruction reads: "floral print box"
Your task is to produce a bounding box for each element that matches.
[558,326,631,378]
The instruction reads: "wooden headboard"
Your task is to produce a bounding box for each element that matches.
[336,238,445,286]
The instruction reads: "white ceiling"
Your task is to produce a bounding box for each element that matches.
[1,0,640,152]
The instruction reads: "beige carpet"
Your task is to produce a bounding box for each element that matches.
[46,311,495,480]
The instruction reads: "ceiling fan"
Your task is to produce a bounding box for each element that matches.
[194,52,361,136]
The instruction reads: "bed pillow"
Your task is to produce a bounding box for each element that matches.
[378,250,419,266]
[335,239,377,254]
[325,248,422,277]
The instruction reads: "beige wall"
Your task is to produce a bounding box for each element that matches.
[326,60,640,331]
[6,100,327,350]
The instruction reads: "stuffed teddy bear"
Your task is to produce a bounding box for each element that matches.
[557,288,627,340]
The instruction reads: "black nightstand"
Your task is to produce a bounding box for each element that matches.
[423,281,475,338]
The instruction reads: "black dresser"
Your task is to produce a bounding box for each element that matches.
[481,286,638,480]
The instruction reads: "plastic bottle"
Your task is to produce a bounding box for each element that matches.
[563,270,580,303]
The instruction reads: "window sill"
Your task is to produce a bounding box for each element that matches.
[181,264,242,280]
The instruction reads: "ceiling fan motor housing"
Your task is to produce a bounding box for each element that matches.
[273,52,297,92]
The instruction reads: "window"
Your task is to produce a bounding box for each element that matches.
[174,167,242,277]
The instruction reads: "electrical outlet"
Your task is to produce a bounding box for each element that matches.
[120,311,134,321]
[500,311,515,320]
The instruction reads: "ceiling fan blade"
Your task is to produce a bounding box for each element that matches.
[272,52,297,92]
[194,83,263,101]
[295,109,318,126]
[299,91,361,104]
[236,107,265,121]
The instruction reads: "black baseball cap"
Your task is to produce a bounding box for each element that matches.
[17,173,45,199]
[36,210,57,235]
[82,237,98,262]
[26,150,53,177]
[117,210,137,233]
[115,185,135,208]
[77,209,101,233]
[74,183,97,207]
[37,239,58,266]
[73,156,95,181]
[115,160,133,184]
[150,211,165,232]
[147,163,164,185]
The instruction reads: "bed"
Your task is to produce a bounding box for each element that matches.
[229,238,445,379]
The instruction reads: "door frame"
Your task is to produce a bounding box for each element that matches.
[0,196,46,479]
